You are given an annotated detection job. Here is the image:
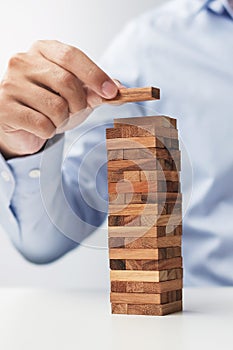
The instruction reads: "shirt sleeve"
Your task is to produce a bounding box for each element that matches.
[0,135,80,264]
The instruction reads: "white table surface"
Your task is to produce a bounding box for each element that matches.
[0,287,232,350]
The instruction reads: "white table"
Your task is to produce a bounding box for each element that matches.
[0,287,232,350]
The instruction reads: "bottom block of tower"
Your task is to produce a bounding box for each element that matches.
[111,300,182,316]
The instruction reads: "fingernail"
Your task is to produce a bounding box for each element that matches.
[102,81,118,98]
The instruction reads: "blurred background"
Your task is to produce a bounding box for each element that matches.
[0,0,165,289]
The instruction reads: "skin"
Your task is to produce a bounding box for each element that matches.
[0,40,119,159]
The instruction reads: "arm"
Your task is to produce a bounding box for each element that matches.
[0,40,118,263]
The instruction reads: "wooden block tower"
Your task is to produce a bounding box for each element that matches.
[106,110,183,316]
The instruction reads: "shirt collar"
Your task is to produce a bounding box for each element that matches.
[193,0,233,19]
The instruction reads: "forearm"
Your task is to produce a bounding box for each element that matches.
[1,135,78,264]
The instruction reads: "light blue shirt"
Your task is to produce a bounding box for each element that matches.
[0,0,232,285]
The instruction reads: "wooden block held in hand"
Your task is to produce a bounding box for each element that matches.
[105,87,160,104]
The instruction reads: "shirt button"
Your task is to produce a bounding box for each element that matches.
[1,170,11,182]
[29,169,41,178]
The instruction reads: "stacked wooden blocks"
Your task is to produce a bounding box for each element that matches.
[106,115,182,316]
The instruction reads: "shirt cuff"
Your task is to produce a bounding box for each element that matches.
[6,134,64,194]
[0,153,15,204]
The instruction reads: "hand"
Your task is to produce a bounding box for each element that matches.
[0,40,118,159]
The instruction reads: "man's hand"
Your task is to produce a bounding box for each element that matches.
[0,40,118,159]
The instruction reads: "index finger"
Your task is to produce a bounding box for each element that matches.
[30,40,118,99]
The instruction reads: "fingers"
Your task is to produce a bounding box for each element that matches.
[2,100,56,139]
[26,55,88,114]
[9,80,70,128]
[30,40,118,99]
[6,53,88,116]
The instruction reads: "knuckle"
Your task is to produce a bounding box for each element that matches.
[30,40,43,50]
[60,71,75,86]
[58,46,75,65]
[34,115,49,131]
[8,53,25,69]
[35,118,54,138]
[0,79,13,95]
[53,96,68,116]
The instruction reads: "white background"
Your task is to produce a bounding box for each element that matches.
[0,0,165,289]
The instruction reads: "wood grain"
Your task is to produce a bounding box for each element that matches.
[109,203,163,216]
[124,257,182,271]
[108,181,177,194]
[108,225,182,238]
[125,192,182,204]
[124,236,182,249]
[126,300,182,316]
[110,279,183,293]
[109,247,181,260]
[105,87,160,104]
[107,149,123,160]
[109,249,161,260]
[124,149,180,161]
[140,170,179,182]
[110,270,161,282]
[114,115,176,128]
[111,290,182,304]
[107,158,178,172]
[107,136,157,150]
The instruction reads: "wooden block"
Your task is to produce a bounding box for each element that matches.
[114,115,176,128]
[111,292,161,304]
[126,192,182,204]
[124,260,143,270]
[110,259,126,270]
[125,282,144,293]
[105,87,160,104]
[108,237,125,249]
[110,270,161,282]
[106,128,122,139]
[125,257,183,271]
[140,170,179,182]
[111,303,127,314]
[171,139,179,149]
[140,214,182,227]
[110,279,183,293]
[109,203,164,216]
[142,280,181,293]
[108,215,140,226]
[126,300,182,316]
[166,247,181,259]
[106,136,157,150]
[123,171,140,181]
[167,268,183,280]
[124,148,180,161]
[108,193,125,205]
[110,292,160,304]
[108,181,155,194]
[109,249,161,260]
[108,172,124,183]
[108,126,178,140]
[108,225,181,238]
[124,236,182,249]
[107,149,123,160]
[108,226,166,238]
[142,279,183,293]
[108,214,182,227]
[110,269,182,282]
[108,180,178,194]
[110,290,182,305]
[107,158,178,172]
[111,281,126,293]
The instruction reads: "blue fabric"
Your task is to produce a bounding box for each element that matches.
[0,0,232,285]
